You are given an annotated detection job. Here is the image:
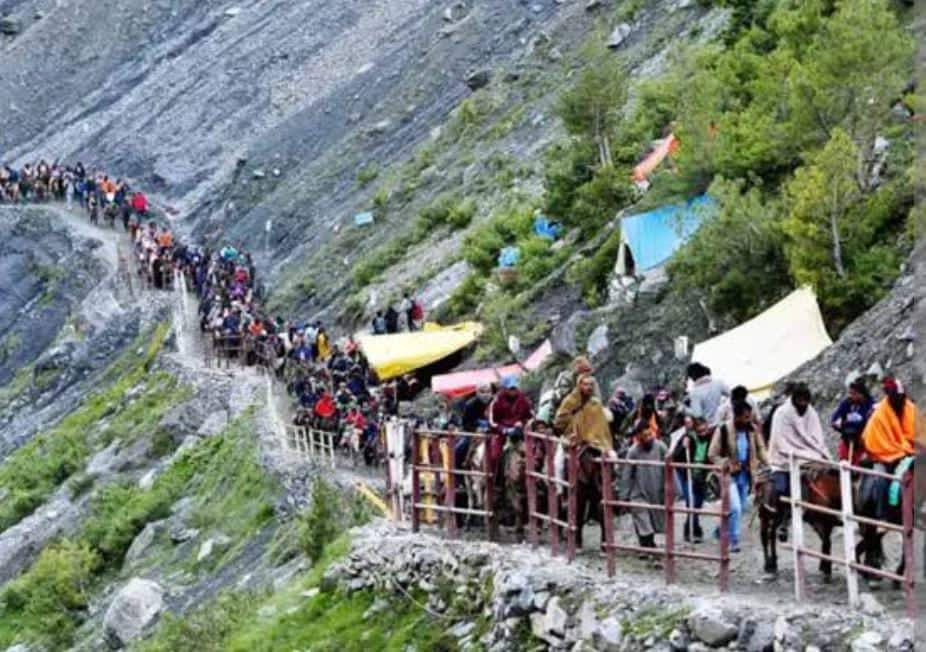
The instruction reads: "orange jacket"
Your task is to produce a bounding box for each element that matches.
[862,397,918,463]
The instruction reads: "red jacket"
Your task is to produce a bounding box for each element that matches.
[131,193,148,213]
[490,391,533,430]
[314,394,337,419]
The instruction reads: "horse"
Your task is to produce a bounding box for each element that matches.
[460,436,487,530]
[759,465,842,581]
[856,463,914,589]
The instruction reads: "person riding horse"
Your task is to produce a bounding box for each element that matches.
[489,376,533,536]
[761,384,837,577]
[857,376,919,584]
[553,374,614,548]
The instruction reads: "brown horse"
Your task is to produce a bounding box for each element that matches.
[759,467,842,580]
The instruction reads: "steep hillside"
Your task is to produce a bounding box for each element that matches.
[0,0,725,325]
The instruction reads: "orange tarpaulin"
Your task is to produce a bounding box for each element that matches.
[632,133,680,182]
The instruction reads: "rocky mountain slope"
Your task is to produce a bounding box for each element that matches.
[0,0,922,649]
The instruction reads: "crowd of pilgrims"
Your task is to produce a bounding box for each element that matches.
[1,159,150,227]
[8,162,916,561]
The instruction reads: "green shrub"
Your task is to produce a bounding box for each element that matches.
[356,165,379,188]
[667,177,791,323]
[0,414,277,651]
[0,327,175,534]
[462,202,536,274]
[353,194,477,287]
[0,541,100,649]
[568,225,624,306]
[372,186,390,211]
[298,479,345,562]
[439,274,486,321]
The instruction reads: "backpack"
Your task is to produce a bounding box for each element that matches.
[410,300,424,322]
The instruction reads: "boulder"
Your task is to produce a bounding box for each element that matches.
[464,69,491,91]
[0,17,21,35]
[850,631,885,652]
[86,441,122,476]
[740,618,774,652]
[689,607,738,647]
[606,23,632,49]
[595,617,623,652]
[124,521,165,566]
[587,324,609,358]
[196,534,232,563]
[543,596,568,637]
[858,592,885,616]
[103,578,164,648]
[576,600,598,641]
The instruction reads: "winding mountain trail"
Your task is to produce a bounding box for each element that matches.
[11,204,906,619]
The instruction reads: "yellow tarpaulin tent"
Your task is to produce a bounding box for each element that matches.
[691,287,833,398]
[357,322,484,380]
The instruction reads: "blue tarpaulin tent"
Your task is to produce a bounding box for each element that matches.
[354,212,375,227]
[616,194,715,274]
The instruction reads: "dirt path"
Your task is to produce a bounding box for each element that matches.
[29,206,902,616]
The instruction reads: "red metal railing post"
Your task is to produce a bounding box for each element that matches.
[484,436,497,541]
[664,457,676,585]
[601,458,616,577]
[547,439,560,556]
[902,472,915,619]
[525,433,538,546]
[411,430,421,533]
[719,464,730,593]
[566,446,578,561]
[445,432,456,536]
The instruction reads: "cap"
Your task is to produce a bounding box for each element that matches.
[502,375,519,390]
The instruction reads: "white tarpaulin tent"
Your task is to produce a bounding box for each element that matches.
[691,287,833,397]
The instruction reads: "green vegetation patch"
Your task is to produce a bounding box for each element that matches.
[0,324,173,533]
[141,535,454,652]
[0,412,278,651]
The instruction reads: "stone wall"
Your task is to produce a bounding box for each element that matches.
[325,521,914,652]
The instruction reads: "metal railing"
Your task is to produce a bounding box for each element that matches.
[599,456,731,591]
[524,430,579,560]
[410,429,497,540]
[783,451,916,617]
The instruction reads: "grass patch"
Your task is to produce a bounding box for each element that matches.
[0,332,22,364]
[0,412,277,651]
[357,165,380,188]
[621,606,690,640]
[352,193,477,287]
[0,324,172,533]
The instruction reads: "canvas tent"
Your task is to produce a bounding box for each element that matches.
[431,340,554,398]
[614,194,714,275]
[357,322,483,381]
[690,287,833,398]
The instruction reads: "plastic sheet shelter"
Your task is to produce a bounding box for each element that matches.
[615,194,715,275]
[357,322,484,381]
[431,339,554,398]
[690,287,833,398]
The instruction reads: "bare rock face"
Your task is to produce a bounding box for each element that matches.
[103,578,164,648]
[0,17,21,35]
